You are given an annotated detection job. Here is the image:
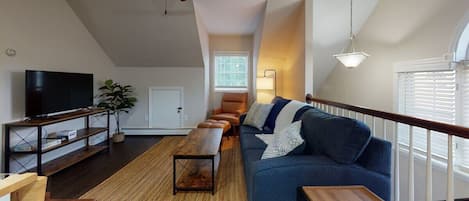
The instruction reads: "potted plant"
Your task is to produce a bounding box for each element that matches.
[97,80,137,143]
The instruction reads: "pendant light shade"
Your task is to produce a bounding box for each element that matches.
[334,51,369,68]
[334,0,369,68]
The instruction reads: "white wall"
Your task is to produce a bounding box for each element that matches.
[114,67,205,128]
[209,35,254,110]
[194,2,211,119]
[0,0,115,172]
[281,0,305,101]
[317,1,469,200]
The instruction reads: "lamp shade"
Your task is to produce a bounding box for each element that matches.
[334,51,369,68]
[257,77,274,90]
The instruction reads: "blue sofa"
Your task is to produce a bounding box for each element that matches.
[239,104,391,201]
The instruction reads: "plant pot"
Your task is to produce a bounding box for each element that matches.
[112,132,125,143]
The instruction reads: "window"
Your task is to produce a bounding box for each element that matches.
[397,62,469,173]
[214,53,249,91]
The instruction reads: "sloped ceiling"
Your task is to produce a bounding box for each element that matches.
[67,0,204,67]
[258,0,304,64]
[193,0,266,35]
[313,0,378,93]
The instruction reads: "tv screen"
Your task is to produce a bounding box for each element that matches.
[25,70,94,117]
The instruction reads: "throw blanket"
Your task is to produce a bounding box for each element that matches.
[274,100,308,133]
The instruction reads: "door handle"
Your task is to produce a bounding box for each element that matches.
[177,107,183,113]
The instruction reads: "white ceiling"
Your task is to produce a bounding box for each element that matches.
[193,0,266,35]
[358,0,449,44]
[67,0,204,67]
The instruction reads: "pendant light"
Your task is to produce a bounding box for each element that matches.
[334,0,369,68]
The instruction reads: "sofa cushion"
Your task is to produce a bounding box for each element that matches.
[240,133,268,150]
[244,149,265,164]
[263,98,291,133]
[240,125,263,135]
[301,109,372,164]
[258,121,304,159]
[244,103,273,130]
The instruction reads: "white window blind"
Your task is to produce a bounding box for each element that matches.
[398,71,456,159]
[397,65,469,172]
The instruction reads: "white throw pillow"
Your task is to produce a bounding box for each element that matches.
[257,120,304,160]
[244,103,273,130]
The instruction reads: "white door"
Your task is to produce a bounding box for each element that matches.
[149,87,183,128]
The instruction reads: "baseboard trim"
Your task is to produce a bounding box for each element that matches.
[122,128,193,136]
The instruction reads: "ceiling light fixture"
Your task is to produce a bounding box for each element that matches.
[333,0,369,68]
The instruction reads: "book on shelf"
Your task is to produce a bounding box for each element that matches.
[46,130,78,142]
[46,134,68,142]
[56,130,77,140]
[13,139,62,152]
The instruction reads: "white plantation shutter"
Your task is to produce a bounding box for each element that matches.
[459,66,469,170]
[398,71,456,159]
[397,60,469,173]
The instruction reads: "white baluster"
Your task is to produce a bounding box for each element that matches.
[409,126,414,201]
[342,109,345,116]
[372,117,376,137]
[447,135,454,201]
[383,120,387,140]
[355,112,358,120]
[394,122,400,201]
[335,107,339,115]
[426,129,432,201]
[349,110,352,118]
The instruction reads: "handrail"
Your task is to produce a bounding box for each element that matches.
[305,94,469,139]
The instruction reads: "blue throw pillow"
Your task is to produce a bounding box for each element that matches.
[300,109,372,164]
[262,98,291,133]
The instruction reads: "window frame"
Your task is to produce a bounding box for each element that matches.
[213,51,250,92]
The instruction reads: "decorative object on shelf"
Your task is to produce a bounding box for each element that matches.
[333,0,369,68]
[257,69,277,95]
[5,48,17,57]
[97,80,137,143]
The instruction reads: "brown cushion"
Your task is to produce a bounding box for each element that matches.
[210,113,240,125]
[222,102,244,114]
[197,119,231,133]
[221,93,248,114]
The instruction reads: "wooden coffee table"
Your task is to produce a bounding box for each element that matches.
[172,128,223,195]
[302,186,383,201]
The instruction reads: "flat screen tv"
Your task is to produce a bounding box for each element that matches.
[25,70,94,118]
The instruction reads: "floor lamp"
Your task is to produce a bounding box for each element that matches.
[257,69,276,96]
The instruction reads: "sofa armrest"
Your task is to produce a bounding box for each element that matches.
[239,113,247,125]
[357,137,392,176]
[247,156,390,201]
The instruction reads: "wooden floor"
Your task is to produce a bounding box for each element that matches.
[80,136,247,201]
[48,136,162,199]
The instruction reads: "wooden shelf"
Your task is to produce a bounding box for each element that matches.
[176,153,220,189]
[29,145,108,176]
[12,128,108,154]
[5,109,107,127]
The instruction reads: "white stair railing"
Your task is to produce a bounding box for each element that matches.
[306,95,469,201]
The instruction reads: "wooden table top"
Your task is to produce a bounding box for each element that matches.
[302,186,383,201]
[173,128,223,158]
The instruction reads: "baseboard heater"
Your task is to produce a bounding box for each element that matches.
[122,128,193,136]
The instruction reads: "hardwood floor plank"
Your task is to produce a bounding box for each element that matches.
[48,136,162,199]
[80,136,247,201]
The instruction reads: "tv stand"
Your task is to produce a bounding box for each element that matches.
[4,108,110,176]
